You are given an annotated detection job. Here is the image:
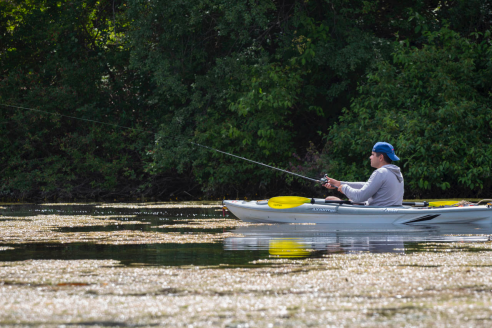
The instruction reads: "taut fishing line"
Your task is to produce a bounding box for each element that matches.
[0,103,326,184]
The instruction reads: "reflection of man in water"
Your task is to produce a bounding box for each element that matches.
[324,238,405,254]
[325,243,345,254]
[323,142,404,206]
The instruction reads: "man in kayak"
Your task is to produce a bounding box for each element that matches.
[323,142,404,206]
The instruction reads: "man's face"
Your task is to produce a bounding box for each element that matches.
[370,152,383,168]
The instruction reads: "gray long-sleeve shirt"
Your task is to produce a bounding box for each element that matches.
[340,164,404,206]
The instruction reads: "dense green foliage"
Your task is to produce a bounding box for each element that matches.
[1,0,491,200]
[326,27,492,198]
[129,0,393,198]
[0,0,167,200]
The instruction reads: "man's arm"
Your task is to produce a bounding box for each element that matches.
[340,171,384,203]
[340,182,365,189]
[325,177,365,190]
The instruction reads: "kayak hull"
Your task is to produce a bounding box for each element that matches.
[223,199,492,225]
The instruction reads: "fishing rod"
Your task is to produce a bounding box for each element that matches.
[190,142,327,184]
[1,103,328,185]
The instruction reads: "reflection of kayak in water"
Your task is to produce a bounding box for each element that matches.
[224,223,492,255]
[223,199,492,224]
[268,239,311,258]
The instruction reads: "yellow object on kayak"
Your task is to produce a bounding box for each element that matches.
[428,201,460,207]
[267,196,466,208]
[269,239,310,258]
[267,196,311,209]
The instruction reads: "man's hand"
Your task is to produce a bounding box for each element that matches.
[322,177,341,189]
[327,177,341,187]
[323,183,336,189]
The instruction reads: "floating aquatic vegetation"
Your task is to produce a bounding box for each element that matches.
[1,251,492,326]
[96,202,222,209]
[37,202,222,208]
[91,215,137,219]
[2,203,492,326]
[0,215,243,245]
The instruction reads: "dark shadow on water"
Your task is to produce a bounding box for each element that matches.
[0,243,268,267]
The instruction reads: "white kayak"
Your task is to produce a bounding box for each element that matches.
[223,198,492,225]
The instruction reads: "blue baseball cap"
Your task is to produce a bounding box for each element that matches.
[373,142,400,161]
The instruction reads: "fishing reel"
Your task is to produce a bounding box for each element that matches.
[319,174,329,185]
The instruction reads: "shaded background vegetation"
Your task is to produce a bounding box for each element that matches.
[1,0,491,201]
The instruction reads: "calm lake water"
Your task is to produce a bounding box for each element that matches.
[1,203,491,266]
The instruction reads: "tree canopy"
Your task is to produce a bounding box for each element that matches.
[1,0,491,201]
